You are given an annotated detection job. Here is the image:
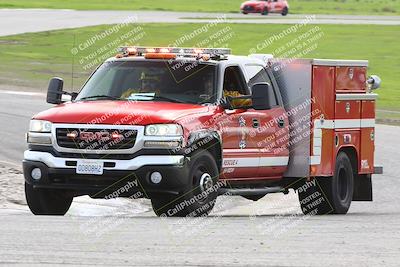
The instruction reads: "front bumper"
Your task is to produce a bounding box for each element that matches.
[24,150,184,170]
[23,151,190,198]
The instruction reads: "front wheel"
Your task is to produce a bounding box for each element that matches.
[298,152,354,215]
[281,7,289,16]
[25,183,73,215]
[151,150,219,217]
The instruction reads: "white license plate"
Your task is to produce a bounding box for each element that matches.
[76,160,104,175]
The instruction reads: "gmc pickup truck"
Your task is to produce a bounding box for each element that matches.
[23,47,382,217]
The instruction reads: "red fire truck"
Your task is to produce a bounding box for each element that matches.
[23,47,382,217]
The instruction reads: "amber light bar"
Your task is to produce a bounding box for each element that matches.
[118,46,231,57]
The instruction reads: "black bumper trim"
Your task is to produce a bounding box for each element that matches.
[23,159,190,198]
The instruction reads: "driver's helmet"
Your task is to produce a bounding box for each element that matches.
[140,72,160,92]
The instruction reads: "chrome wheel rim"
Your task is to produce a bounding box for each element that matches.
[199,173,213,193]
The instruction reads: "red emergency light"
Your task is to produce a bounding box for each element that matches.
[118,46,231,59]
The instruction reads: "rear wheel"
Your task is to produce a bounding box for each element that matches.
[298,152,354,215]
[151,150,219,217]
[25,183,73,215]
[281,7,289,16]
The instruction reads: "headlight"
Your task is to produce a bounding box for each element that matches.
[145,124,183,136]
[29,120,52,133]
[144,140,181,148]
[26,132,52,145]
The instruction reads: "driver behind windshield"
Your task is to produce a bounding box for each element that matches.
[76,61,216,104]
[121,72,161,99]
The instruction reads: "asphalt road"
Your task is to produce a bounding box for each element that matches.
[1,9,400,36]
[0,90,399,266]
[0,91,49,165]
[0,8,399,266]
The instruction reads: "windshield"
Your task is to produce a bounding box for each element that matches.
[76,60,216,104]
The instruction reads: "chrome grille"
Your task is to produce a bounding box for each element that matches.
[56,128,137,150]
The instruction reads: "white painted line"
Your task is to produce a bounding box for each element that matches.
[377,109,400,114]
[0,90,45,97]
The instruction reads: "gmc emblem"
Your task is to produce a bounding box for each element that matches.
[79,131,111,141]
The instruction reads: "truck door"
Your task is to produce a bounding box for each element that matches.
[218,65,259,179]
[244,64,289,179]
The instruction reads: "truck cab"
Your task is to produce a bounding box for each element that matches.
[23,47,381,217]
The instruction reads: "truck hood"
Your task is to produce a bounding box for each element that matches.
[33,100,210,125]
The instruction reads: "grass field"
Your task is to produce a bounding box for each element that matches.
[0,0,399,15]
[0,23,398,116]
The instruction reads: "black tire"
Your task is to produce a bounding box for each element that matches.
[242,11,248,15]
[261,8,268,15]
[298,152,354,215]
[151,150,219,217]
[25,183,73,215]
[281,7,288,16]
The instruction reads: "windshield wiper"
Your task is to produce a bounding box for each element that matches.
[79,95,121,101]
[153,95,188,103]
[129,94,188,104]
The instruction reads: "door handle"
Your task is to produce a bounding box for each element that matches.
[278,118,285,128]
[252,118,260,128]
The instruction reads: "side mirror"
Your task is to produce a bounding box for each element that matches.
[367,75,381,91]
[251,82,274,110]
[46,77,64,104]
